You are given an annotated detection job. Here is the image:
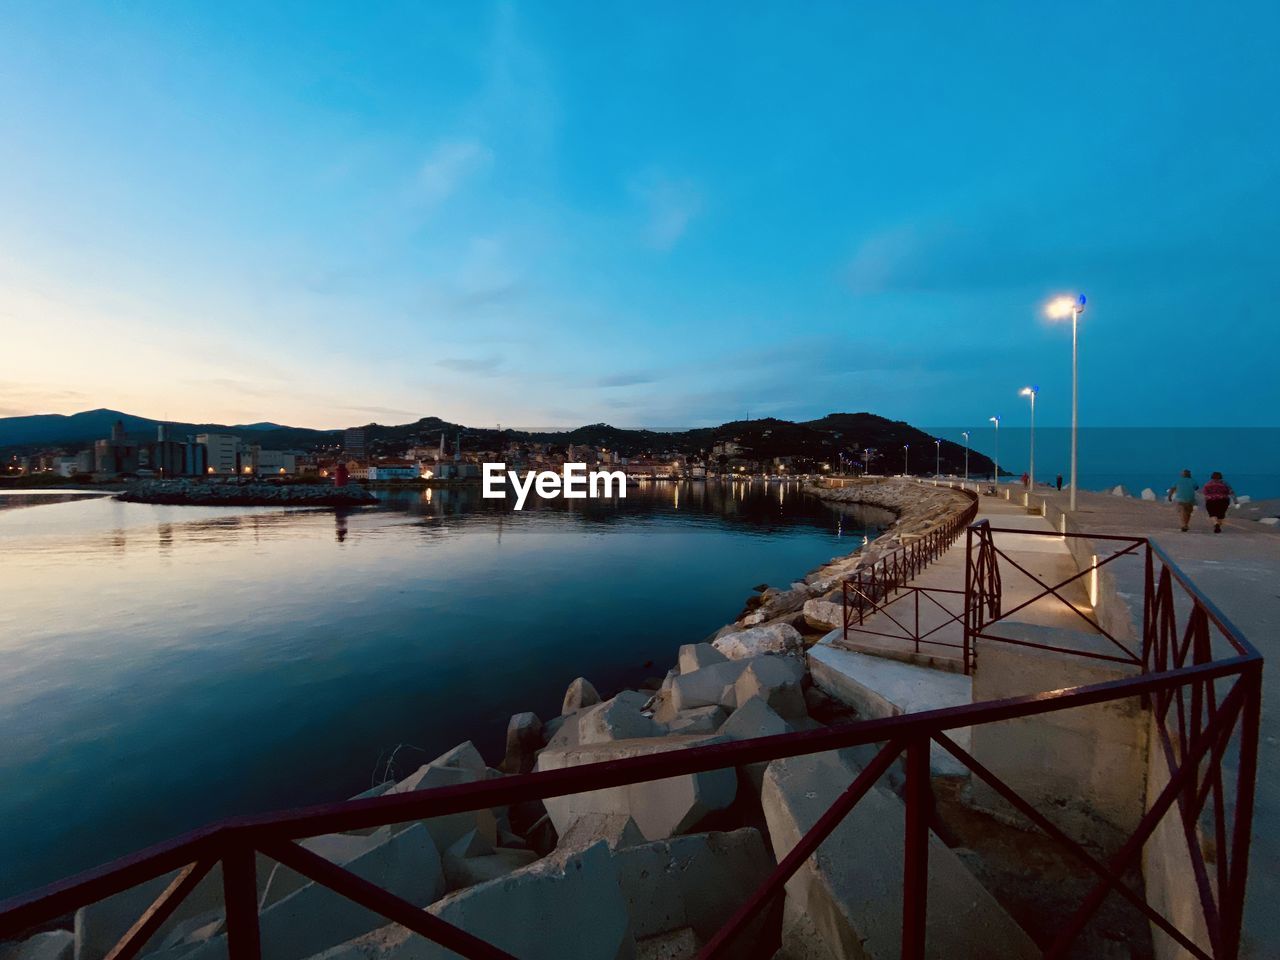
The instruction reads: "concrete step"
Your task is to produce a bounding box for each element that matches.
[808,638,972,780]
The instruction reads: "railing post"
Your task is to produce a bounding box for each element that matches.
[223,841,261,960]
[902,738,931,960]
[963,526,973,676]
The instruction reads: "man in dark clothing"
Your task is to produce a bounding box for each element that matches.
[1055,474,1063,491]
[1203,472,1235,534]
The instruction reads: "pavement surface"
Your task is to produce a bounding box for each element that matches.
[1035,487,1280,959]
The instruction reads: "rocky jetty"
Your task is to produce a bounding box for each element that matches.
[7,478,1007,960]
[716,478,973,638]
[116,479,378,507]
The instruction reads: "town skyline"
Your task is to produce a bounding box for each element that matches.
[4,3,1278,431]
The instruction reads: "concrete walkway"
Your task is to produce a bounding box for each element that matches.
[813,481,1279,955]
[1035,487,1280,959]
[829,492,1094,671]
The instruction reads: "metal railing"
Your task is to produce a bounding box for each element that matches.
[0,525,1262,960]
[839,487,978,670]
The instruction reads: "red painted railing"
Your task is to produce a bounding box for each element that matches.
[840,488,979,670]
[0,521,1262,960]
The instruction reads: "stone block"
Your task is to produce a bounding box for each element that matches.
[666,705,726,735]
[761,752,1037,959]
[312,841,635,960]
[580,695,660,745]
[670,660,750,711]
[713,623,803,660]
[556,813,646,852]
[677,643,727,674]
[4,931,74,960]
[612,829,774,943]
[534,736,737,841]
[260,826,395,909]
[801,598,843,633]
[718,697,794,794]
[499,712,544,774]
[734,658,807,720]
[562,677,602,715]
[224,823,443,960]
[443,827,537,891]
[635,928,699,960]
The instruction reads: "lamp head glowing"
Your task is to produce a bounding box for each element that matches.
[1019,385,1039,397]
[1046,294,1084,319]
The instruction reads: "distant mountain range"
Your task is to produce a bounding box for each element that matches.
[0,408,996,474]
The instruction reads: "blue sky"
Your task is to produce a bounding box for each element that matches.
[1,2,1276,430]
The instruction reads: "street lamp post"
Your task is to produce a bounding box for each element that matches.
[989,416,1001,485]
[903,444,909,476]
[962,431,970,484]
[1020,385,1038,489]
[1048,294,1087,511]
[934,438,941,478]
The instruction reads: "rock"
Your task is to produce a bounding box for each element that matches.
[1140,488,1158,501]
[260,826,396,908]
[181,823,445,960]
[801,598,844,632]
[387,750,500,854]
[761,752,1038,959]
[1111,485,1129,497]
[562,677,602,715]
[670,659,751,711]
[74,863,235,960]
[556,813,646,851]
[666,705,727,735]
[535,735,737,841]
[580,693,659,744]
[659,668,679,694]
[636,928,700,960]
[430,740,487,772]
[314,841,634,960]
[712,623,803,660]
[500,712,545,774]
[719,697,795,794]
[155,912,224,951]
[1260,516,1280,526]
[3,931,74,960]
[1237,494,1252,504]
[613,829,776,944]
[734,657,807,720]
[677,643,727,674]
[443,830,537,890]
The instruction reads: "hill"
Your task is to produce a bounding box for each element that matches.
[0,408,996,475]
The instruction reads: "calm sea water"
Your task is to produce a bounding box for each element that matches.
[0,481,891,899]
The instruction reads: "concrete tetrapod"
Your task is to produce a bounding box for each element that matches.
[761,751,1037,960]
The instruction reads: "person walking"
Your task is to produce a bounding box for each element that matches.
[1167,469,1199,532]
[1202,471,1235,534]
[1056,473,1063,491]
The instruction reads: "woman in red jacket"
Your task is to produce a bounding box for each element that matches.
[1202,471,1235,534]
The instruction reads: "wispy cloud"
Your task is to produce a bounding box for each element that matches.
[416,139,494,205]
[436,355,505,376]
[630,173,703,251]
[595,372,657,388]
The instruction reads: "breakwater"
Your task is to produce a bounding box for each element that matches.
[117,478,378,507]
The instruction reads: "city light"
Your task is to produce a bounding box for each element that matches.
[1044,293,1087,509]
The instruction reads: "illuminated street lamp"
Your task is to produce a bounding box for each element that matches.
[989,416,1001,484]
[934,438,941,478]
[1047,293,1087,510]
[903,443,910,476]
[1019,385,1038,489]
[961,431,970,483]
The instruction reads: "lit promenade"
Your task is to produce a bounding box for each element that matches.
[1037,487,1280,959]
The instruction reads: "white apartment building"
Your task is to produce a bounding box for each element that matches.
[197,433,241,474]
